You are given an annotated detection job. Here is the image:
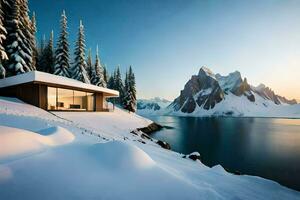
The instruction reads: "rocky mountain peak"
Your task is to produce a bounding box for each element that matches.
[169,66,297,114]
[198,66,216,79]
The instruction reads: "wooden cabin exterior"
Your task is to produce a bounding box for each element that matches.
[0,71,119,112]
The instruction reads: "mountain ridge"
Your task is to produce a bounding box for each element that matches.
[165,66,298,117]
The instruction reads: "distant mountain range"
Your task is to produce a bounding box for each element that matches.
[137,97,171,115]
[138,67,300,118]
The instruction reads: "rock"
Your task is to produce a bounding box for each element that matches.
[130,130,139,136]
[170,66,225,113]
[156,140,171,150]
[137,122,163,135]
[187,152,201,161]
[141,133,151,140]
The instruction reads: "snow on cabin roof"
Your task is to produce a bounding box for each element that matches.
[0,71,119,97]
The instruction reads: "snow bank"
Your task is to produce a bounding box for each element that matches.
[55,106,152,139]
[0,125,74,161]
[88,141,155,170]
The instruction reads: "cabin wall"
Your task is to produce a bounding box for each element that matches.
[0,82,114,112]
[39,85,47,110]
[0,83,43,108]
[95,93,104,111]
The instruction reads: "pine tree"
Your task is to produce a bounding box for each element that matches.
[36,34,46,71]
[43,31,54,73]
[90,60,100,86]
[86,48,93,79]
[4,0,33,75]
[30,12,37,70]
[54,10,70,77]
[123,66,137,112]
[107,71,115,89]
[94,46,106,87]
[123,71,130,109]
[19,0,34,70]
[103,64,109,84]
[128,66,137,112]
[0,0,8,78]
[71,20,90,83]
[114,66,125,105]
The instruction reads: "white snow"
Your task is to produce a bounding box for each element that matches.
[216,71,242,92]
[0,96,299,199]
[0,71,119,96]
[0,126,74,161]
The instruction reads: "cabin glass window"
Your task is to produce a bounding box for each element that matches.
[47,87,57,110]
[47,87,95,111]
[87,93,95,111]
[74,90,87,110]
[57,88,74,110]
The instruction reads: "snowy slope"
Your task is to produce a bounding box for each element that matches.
[0,97,299,199]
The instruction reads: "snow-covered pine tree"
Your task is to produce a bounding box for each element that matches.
[30,12,37,70]
[86,48,93,79]
[103,64,109,85]
[90,60,100,86]
[54,10,70,78]
[114,66,125,105]
[19,0,34,70]
[107,71,115,89]
[71,20,90,83]
[43,31,54,73]
[123,70,130,110]
[36,34,46,71]
[128,66,137,112]
[94,46,106,87]
[123,66,137,112]
[4,0,33,75]
[0,0,8,78]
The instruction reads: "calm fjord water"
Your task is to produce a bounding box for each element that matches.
[148,116,300,191]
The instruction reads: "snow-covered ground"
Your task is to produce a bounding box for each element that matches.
[0,97,300,199]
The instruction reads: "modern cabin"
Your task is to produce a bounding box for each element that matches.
[0,71,119,112]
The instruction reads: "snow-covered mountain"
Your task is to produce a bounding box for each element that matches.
[166,67,300,117]
[137,97,171,115]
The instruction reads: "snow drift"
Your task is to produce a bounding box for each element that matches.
[0,125,74,162]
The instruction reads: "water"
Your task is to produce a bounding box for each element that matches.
[148,116,300,191]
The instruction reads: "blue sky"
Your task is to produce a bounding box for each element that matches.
[30,0,300,100]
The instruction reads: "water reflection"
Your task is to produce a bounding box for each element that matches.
[149,116,300,191]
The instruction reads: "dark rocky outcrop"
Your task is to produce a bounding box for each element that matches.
[183,152,201,161]
[137,122,163,135]
[156,140,171,150]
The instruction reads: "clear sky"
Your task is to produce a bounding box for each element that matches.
[30,0,300,101]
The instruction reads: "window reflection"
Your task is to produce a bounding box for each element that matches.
[47,87,95,111]
[87,93,94,111]
[47,87,57,110]
[58,88,73,110]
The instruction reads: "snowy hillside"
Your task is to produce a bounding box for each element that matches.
[137,97,171,115]
[166,67,300,118]
[0,97,300,199]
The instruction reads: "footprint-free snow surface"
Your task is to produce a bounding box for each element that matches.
[0,97,299,200]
